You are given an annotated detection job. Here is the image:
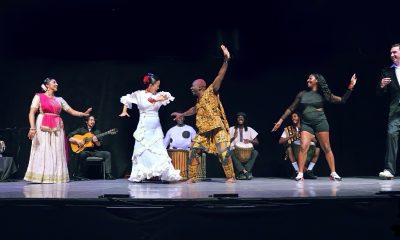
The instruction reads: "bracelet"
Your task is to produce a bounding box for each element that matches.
[224,59,229,64]
[30,128,36,131]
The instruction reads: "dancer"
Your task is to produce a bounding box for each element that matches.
[272,73,357,181]
[25,78,91,183]
[171,45,236,183]
[119,73,181,182]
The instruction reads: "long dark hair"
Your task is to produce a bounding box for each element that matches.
[143,73,160,86]
[234,112,248,131]
[311,73,332,101]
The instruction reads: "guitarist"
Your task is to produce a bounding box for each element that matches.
[67,115,115,180]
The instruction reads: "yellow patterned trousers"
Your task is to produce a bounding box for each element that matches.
[188,128,235,180]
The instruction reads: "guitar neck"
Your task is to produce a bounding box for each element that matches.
[87,131,112,141]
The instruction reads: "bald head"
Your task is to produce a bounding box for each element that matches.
[193,79,206,88]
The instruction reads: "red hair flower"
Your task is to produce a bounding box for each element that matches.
[143,75,150,84]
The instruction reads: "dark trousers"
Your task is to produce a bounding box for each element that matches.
[385,117,400,175]
[231,149,258,173]
[72,150,112,176]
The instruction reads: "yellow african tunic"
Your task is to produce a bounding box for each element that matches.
[195,83,229,134]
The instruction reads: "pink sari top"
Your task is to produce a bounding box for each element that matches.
[37,93,64,132]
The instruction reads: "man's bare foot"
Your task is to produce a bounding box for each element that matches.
[186,177,197,184]
[226,177,236,183]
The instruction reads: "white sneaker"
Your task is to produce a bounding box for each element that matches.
[330,172,342,181]
[379,169,394,179]
[295,172,304,181]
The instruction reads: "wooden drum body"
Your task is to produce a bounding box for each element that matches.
[234,142,254,162]
[167,149,189,179]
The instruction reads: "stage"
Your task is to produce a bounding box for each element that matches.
[0,177,399,199]
[0,177,400,239]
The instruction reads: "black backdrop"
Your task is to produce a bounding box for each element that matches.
[0,0,399,178]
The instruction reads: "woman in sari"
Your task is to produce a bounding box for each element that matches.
[25,78,92,183]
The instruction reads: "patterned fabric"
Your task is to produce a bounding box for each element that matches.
[195,84,229,134]
[187,85,235,180]
[192,128,230,155]
[283,125,299,144]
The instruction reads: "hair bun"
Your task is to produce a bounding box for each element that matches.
[41,84,47,91]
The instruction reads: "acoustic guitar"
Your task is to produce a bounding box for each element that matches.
[70,128,118,153]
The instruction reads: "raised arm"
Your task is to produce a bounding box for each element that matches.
[212,45,231,93]
[327,73,357,104]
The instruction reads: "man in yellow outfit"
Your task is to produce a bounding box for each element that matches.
[171,45,235,183]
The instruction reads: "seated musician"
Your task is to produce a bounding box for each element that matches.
[229,112,259,180]
[68,115,115,180]
[279,112,320,179]
[163,113,196,150]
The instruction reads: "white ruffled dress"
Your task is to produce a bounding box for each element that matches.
[121,90,182,182]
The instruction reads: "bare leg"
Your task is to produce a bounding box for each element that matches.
[310,147,320,163]
[287,147,295,163]
[297,131,314,175]
[315,132,335,172]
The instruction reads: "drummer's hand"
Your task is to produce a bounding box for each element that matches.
[244,139,251,144]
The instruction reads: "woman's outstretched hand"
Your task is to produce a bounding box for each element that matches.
[119,111,130,117]
[271,118,283,132]
[349,73,357,90]
[82,107,92,117]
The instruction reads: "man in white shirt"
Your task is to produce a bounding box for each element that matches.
[229,112,259,180]
[164,114,196,150]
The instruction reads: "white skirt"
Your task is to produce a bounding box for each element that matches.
[24,114,69,183]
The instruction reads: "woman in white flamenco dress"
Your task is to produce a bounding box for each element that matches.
[119,73,182,182]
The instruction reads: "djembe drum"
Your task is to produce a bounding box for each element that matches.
[292,140,315,163]
[234,142,254,162]
[167,149,188,179]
